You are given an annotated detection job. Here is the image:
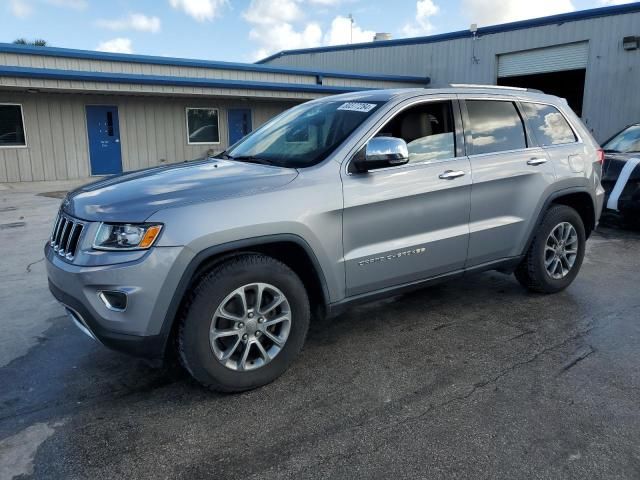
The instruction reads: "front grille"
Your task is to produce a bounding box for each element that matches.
[50,211,85,261]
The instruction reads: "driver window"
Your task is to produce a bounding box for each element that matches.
[377,101,456,164]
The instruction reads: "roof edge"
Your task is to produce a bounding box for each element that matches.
[0,65,383,94]
[256,2,640,64]
[0,43,429,85]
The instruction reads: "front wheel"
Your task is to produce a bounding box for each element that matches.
[515,205,586,293]
[178,254,310,392]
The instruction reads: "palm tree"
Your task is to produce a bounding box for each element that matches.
[13,39,48,46]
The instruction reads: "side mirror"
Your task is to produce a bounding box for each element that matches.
[352,137,409,172]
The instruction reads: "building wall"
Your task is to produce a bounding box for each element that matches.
[0,49,427,96]
[263,11,640,142]
[0,91,295,182]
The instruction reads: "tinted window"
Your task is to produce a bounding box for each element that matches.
[376,101,455,164]
[187,108,219,144]
[602,124,640,153]
[466,100,526,155]
[227,100,383,168]
[0,104,26,147]
[521,102,576,146]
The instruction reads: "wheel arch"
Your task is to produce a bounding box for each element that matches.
[159,234,331,358]
[550,191,596,238]
[521,187,596,257]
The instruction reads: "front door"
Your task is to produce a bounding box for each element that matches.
[341,98,471,297]
[228,109,252,145]
[86,106,122,175]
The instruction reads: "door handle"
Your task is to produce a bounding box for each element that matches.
[527,157,547,166]
[439,170,466,180]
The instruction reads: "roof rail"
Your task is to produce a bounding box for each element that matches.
[449,83,544,93]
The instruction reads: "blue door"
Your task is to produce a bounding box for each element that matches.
[86,105,123,175]
[228,109,252,146]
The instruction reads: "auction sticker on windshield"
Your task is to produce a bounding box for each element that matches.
[337,102,378,113]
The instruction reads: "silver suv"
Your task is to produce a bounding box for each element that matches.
[46,87,605,392]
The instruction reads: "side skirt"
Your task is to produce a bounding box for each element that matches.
[326,256,523,318]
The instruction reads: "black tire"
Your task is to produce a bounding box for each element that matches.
[515,205,586,294]
[178,254,310,392]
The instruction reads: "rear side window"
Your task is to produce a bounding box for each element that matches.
[466,100,527,155]
[521,102,576,146]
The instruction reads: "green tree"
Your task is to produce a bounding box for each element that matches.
[13,38,48,46]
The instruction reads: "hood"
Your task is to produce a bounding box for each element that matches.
[63,159,298,222]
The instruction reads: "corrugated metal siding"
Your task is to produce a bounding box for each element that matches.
[0,91,294,182]
[0,52,317,86]
[264,11,640,141]
[0,76,326,100]
[0,52,426,92]
[497,42,589,77]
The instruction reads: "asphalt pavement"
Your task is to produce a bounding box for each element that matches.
[1,181,639,479]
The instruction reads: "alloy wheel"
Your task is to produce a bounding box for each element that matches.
[544,222,579,280]
[209,283,291,371]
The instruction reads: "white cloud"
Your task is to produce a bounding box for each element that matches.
[402,0,439,37]
[243,0,304,25]
[244,0,377,60]
[461,0,575,26]
[324,15,375,45]
[250,22,322,60]
[45,0,87,9]
[244,0,321,59]
[169,0,227,22]
[96,38,133,54]
[9,0,32,18]
[97,14,161,33]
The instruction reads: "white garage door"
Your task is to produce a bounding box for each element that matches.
[498,42,589,78]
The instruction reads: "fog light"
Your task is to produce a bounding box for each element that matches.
[98,291,128,312]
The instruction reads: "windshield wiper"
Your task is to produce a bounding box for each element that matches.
[603,149,620,153]
[228,155,276,166]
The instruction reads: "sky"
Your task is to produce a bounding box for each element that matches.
[0,0,636,63]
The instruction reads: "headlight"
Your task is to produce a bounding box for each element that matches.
[93,223,163,251]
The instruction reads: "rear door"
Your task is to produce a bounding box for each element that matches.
[341,97,472,297]
[460,96,556,266]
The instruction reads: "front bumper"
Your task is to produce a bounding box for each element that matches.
[45,243,184,359]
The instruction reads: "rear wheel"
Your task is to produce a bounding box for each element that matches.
[515,205,586,293]
[178,254,310,392]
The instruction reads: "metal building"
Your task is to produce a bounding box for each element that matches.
[259,2,640,143]
[0,44,427,182]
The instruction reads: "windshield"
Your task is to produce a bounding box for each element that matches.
[603,124,640,153]
[225,99,384,168]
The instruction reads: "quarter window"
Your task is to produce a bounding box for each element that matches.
[466,100,527,155]
[0,104,26,147]
[186,108,219,144]
[521,102,577,146]
[375,101,456,164]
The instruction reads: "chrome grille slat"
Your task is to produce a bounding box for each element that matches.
[49,211,85,261]
[58,221,72,256]
[53,216,65,249]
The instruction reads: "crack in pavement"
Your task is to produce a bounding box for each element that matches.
[560,345,596,374]
[25,258,44,273]
[508,329,536,341]
[210,324,604,477]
